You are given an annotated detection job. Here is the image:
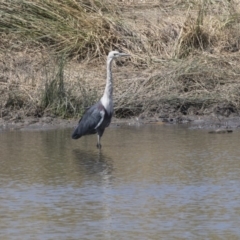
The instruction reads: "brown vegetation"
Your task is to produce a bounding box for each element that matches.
[1,0,240,121]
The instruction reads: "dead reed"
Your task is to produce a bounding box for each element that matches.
[1,0,240,119]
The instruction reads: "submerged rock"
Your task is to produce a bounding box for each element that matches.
[208,129,233,134]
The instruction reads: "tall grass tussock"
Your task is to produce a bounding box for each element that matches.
[1,0,240,119]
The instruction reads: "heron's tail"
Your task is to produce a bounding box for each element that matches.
[71,126,82,139]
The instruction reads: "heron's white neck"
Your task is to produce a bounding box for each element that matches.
[101,58,113,114]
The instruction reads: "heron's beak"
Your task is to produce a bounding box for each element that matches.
[119,53,130,57]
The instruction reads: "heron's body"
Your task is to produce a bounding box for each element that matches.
[72,50,129,148]
[71,101,112,140]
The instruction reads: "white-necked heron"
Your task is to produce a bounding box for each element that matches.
[72,50,130,148]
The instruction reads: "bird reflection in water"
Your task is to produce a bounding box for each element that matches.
[72,149,114,239]
[72,149,113,177]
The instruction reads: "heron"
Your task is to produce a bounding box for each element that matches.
[72,50,130,148]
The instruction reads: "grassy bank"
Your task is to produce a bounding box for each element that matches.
[1,0,240,120]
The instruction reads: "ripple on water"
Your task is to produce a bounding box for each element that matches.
[0,126,240,239]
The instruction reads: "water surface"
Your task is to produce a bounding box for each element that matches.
[1,124,240,239]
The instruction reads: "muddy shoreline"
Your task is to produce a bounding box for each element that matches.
[1,114,240,133]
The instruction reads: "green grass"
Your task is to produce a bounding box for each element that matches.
[0,0,131,59]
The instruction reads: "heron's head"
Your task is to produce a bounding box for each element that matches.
[107,50,130,60]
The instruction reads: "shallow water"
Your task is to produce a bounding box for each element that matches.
[0,124,240,239]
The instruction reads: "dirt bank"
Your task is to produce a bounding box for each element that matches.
[1,113,239,133]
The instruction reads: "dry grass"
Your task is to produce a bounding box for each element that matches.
[114,53,240,117]
[1,0,240,119]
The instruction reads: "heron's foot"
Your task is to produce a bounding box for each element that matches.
[96,143,102,149]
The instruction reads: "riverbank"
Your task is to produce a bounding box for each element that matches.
[1,1,240,125]
[1,114,239,133]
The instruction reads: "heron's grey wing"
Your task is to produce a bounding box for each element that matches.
[72,103,105,139]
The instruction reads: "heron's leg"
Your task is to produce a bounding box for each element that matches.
[96,134,101,149]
